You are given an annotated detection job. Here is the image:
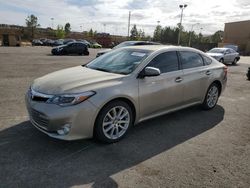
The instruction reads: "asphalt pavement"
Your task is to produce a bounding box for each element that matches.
[0,47,249,188]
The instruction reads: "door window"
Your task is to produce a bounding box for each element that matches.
[147,51,179,73]
[179,51,204,69]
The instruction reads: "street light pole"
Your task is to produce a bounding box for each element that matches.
[177,4,187,45]
[51,18,54,29]
[188,23,199,46]
[127,11,131,39]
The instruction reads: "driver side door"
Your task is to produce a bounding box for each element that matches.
[138,51,184,119]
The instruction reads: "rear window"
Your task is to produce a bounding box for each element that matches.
[179,51,204,69]
[202,55,212,65]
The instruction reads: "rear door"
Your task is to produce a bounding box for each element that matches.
[139,51,184,118]
[224,49,231,62]
[178,51,209,104]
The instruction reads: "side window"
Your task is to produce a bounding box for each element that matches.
[179,51,204,69]
[147,51,179,73]
[202,55,212,65]
[229,49,235,53]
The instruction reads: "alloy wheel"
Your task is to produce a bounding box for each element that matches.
[206,86,219,108]
[102,106,130,140]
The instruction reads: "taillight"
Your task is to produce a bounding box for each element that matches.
[223,66,228,79]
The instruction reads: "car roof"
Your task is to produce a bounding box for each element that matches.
[123,45,203,53]
[211,47,230,50]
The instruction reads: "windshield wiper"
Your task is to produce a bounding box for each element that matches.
[89,67,111,73]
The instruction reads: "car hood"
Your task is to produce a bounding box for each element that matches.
[97,49,112,54]
[206,52,223,57]
[32,66,126,94]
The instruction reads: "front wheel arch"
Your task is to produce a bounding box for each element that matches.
[93,99,135,143]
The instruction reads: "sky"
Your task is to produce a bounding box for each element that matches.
[0,0,249,36]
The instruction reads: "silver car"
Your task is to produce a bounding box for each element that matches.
[206,47,240,65]
[26,45,227,143]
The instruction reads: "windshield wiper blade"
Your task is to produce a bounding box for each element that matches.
[92,67,111,73]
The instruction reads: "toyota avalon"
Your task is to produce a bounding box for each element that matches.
[26,45,227,143]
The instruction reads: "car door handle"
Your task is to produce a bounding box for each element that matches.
[206,70,212,75]
[175,77,182,83]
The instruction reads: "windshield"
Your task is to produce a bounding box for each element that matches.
[113,41,137,49]
[208,48,225,53]
[86,48,151,75]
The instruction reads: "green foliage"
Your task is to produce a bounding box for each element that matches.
[88,28,94,37]
[130,25,138,40]
[153,25,162,42]
[153,24,223,46]
[55,25,65,39]
[25,14,40,39]
[25,14,39,28]
[130,25,146,40]
[64,23,71,34]
[211,30,223,43]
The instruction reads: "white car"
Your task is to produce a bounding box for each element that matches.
[206,48,240,65]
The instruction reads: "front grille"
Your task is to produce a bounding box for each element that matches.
[30,108,49,128]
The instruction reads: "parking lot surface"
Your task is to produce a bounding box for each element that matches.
[0,47,250,188]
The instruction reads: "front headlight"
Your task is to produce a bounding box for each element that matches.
[46,91,96,106]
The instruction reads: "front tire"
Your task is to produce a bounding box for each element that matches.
[94,101,133,143]
[219,58,224,63]
[202,83,220,110]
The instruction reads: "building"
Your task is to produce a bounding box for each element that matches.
[222,20,250,55]
[0,24,22,46]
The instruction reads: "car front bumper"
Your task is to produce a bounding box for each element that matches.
[25,93,98,140]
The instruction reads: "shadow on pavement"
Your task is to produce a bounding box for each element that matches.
[0,105,224,188]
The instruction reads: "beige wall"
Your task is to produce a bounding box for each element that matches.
[223,20,250,53]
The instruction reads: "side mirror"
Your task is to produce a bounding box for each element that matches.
[138,67,161,78]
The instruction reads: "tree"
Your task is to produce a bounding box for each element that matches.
[25,14,40,39]
[55,25,65,39]
[64,23,71,34]
[130,25,138,40]
[88,28,94,37]
[153,25,162,42]
[211,30,223,43]
[138,29,145,40]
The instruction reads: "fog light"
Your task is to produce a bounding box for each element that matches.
[57,124,71,135]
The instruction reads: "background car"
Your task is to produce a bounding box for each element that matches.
[76,39,91,47]
[53,39,64,46]
[206,47,240,65]
[224,44,239,52]
[96,41,160,57]
[41,39,54,46]
[51,42,89,55]
[91,42,102,48]
[28,45,227,143]
[32,39,43,46]
[63,39,76,45]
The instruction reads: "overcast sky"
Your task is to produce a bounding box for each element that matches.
[0,0,249,36]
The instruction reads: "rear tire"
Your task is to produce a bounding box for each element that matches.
[232,58,237,65]
[84,51,89,56]
[94,101,133,143]
[202,83,220,110]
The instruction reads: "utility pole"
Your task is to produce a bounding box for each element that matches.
[188,23,199,46]
[177,4,187,45]
[127,11,131,39]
